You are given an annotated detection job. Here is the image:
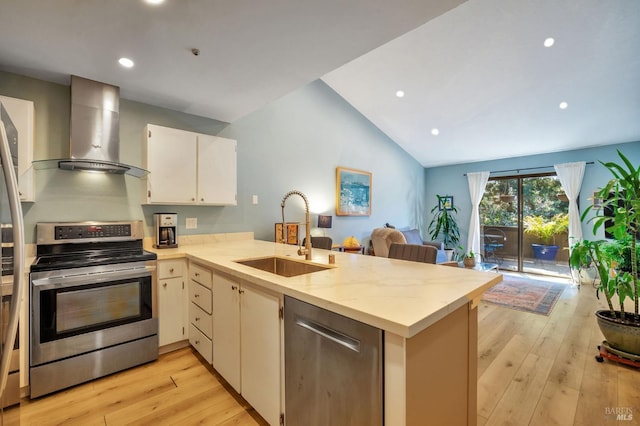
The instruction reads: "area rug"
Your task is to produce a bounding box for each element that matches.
[481,276,568,316]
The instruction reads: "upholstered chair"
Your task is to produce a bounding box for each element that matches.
[388,243,437,264]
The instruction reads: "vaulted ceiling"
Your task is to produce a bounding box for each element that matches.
[1,0,638,168]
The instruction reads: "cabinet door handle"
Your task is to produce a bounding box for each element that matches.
[191,197,196,202]
[231,285,237,291]
[195,317,200,321]
[200,198,204,202]
[169,268,174,273]
[239,289,244,294]
[195,272,200,277]
[195,340,200,345]
[194,293,199,298]
[162,283,167,288]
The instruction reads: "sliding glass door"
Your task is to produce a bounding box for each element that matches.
[480,173,570,277]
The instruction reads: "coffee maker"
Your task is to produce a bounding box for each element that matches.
[153,213,178,248]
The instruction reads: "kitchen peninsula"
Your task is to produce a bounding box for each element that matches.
[149,233,502,426]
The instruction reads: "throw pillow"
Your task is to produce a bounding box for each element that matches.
[401,229,423,245]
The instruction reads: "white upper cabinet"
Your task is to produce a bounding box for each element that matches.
[197,134,237,205]
[0,95,35,202]
[143,124,237,205]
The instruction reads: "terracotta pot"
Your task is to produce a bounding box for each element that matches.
[463,257,475,268]
[596,310,640,356]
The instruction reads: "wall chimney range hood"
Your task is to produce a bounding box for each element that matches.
[33,76,148,177]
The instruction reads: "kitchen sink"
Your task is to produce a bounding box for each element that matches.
[235,256,332,277]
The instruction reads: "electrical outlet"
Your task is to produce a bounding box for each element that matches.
[252,195,259,205]
[186,218,197,229]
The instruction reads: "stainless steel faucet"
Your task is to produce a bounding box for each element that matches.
[281,190,312,260]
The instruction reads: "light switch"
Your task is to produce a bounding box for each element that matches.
[252,195,259,205]
[186,218,197,229]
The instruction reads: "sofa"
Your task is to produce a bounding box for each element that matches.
[370,227,447,263]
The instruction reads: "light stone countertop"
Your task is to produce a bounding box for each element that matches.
[147,237,502,338]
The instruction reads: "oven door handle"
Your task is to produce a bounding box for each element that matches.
[31,267,152,290]
[0,120,25,398]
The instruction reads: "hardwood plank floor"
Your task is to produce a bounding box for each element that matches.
[478,274,639,426]
[1,273,637,425]
[1,349,266,426]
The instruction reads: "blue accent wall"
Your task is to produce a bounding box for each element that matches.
[424,141,640,248]
[220,80,426,244]
[1,71,424,244]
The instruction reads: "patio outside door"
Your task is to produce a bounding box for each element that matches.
[479,173,570,278]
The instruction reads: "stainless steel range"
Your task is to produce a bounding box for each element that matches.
[29,220,158,398]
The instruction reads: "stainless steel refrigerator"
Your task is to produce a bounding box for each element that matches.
[0,100,26,416]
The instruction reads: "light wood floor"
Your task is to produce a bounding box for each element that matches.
[477,275,639,425]
[1,349,266,426]
[2,275,638,425]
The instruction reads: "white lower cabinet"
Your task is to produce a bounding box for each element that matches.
[157,259,188,347]
[189,262,213,364]
[211,272,282,426]
[240,284,282,426]
[212,273,241,391]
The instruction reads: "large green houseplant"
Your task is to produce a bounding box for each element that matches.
[428,195,460,260]
[524,213,569,261]
[569,150,640,356]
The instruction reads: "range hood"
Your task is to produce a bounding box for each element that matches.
[33,76,148,177]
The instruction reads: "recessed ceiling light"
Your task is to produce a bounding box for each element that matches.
[118,57,134,68]
[559,101,568,110]
[145,0,165,4]
[431,128,439,136]
[544,37,555,47]
[396,90,405,98]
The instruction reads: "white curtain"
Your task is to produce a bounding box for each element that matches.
[554,161,586,248]
[467,171,490,258]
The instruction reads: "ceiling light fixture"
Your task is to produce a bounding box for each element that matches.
[559,101,568,110]
[118,57,134,68]
[145,0,165,5]
[431,128,439,136]
[544,37,555,47]
[395,90,405,98]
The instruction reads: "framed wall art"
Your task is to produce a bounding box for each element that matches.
[275,222,299,245]
[336,167,371,216]
[439,195,454,211]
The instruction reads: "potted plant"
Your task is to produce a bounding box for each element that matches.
[569,150,639,356]
[428,195,460,260]
[524,213,569,261]
[463,251,476,268]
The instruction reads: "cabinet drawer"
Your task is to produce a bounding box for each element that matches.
[190,263,212,288]
[189,323,212,364]
[190,281,212,314]
[158,260,184,279]
[190,302,212,339]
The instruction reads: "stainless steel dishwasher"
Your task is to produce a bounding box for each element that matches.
[284,296,383,425]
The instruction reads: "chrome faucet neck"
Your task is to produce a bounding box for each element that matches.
[281,190,312,260]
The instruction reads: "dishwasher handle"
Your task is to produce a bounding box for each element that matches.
[295,316,360,353]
